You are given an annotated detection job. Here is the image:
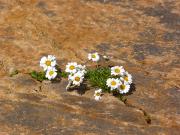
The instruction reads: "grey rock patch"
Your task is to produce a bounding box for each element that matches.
[163,31,180,42]
[144,2,180,29]
[44,10,56,17]
[36,1,47,9]
[96,43,110,53]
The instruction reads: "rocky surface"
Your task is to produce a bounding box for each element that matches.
[0,0,180,134]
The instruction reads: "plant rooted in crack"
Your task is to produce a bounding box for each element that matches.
[30,52,134,102]
[30,71,47,82]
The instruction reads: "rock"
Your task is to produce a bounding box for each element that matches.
[0,0,179,134]
[9,67,18,77]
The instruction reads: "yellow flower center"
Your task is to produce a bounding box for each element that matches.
[75,77,80,82]
[95,92,101,96]
[49,71,54,76]
[124,76,128,81]
[45,60,51,66]
[111,81,116,86]
[92,54,96,58]
[69,65,75,70]
[120,84,126,90]
[115,68,120,73]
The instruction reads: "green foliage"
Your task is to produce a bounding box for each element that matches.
[30,71,47,82]
[86,67,126,102]
[59,71,68,78]
[30,67,126,102]
[86,67,111,92]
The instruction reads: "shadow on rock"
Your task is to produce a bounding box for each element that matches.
[125,83,136,96]
[67,83,90,95]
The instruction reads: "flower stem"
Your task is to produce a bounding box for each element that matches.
[66,80,72,90]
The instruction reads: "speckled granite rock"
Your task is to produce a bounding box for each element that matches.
[0,0,179,134]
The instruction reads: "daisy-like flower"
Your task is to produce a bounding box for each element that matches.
[65,62,77,73]
[40,55,56,71]
[68,73,74,81]
[71,72,84,86]
[111,66,125,76]
[77,64,87,74]
[120,71,132,84]
[77,64,86,71]
[45,67,57,80]
[88,52,100,62]
[118,82,130,94]
[94,89,102,101]
[106,78,120,91]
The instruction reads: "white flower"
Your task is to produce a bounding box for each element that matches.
[118,82,130,94]
[94,89,102,101]
[40,55,56,71]
[45,67,57,80]
[106,78,120,91]
[120,71,132,84]
[68,73,74,81]
[111,66,125,76]
[79,70,87,75]
[77,64,87,74]
[77,64,86,70]
[65,62,77,73]
[71,72,84,86]
[88,52,100,62]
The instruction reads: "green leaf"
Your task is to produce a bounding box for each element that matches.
[30,71,47,82]
[86,67,111,92]
[59,71,68,78]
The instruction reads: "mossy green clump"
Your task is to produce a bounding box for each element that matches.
[30,71,47,82]
[60,71,68,78]
[86,67,111,92]
[85,67,126,102]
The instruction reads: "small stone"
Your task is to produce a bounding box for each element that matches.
[103,55,110,61]
[9,67,18,77]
